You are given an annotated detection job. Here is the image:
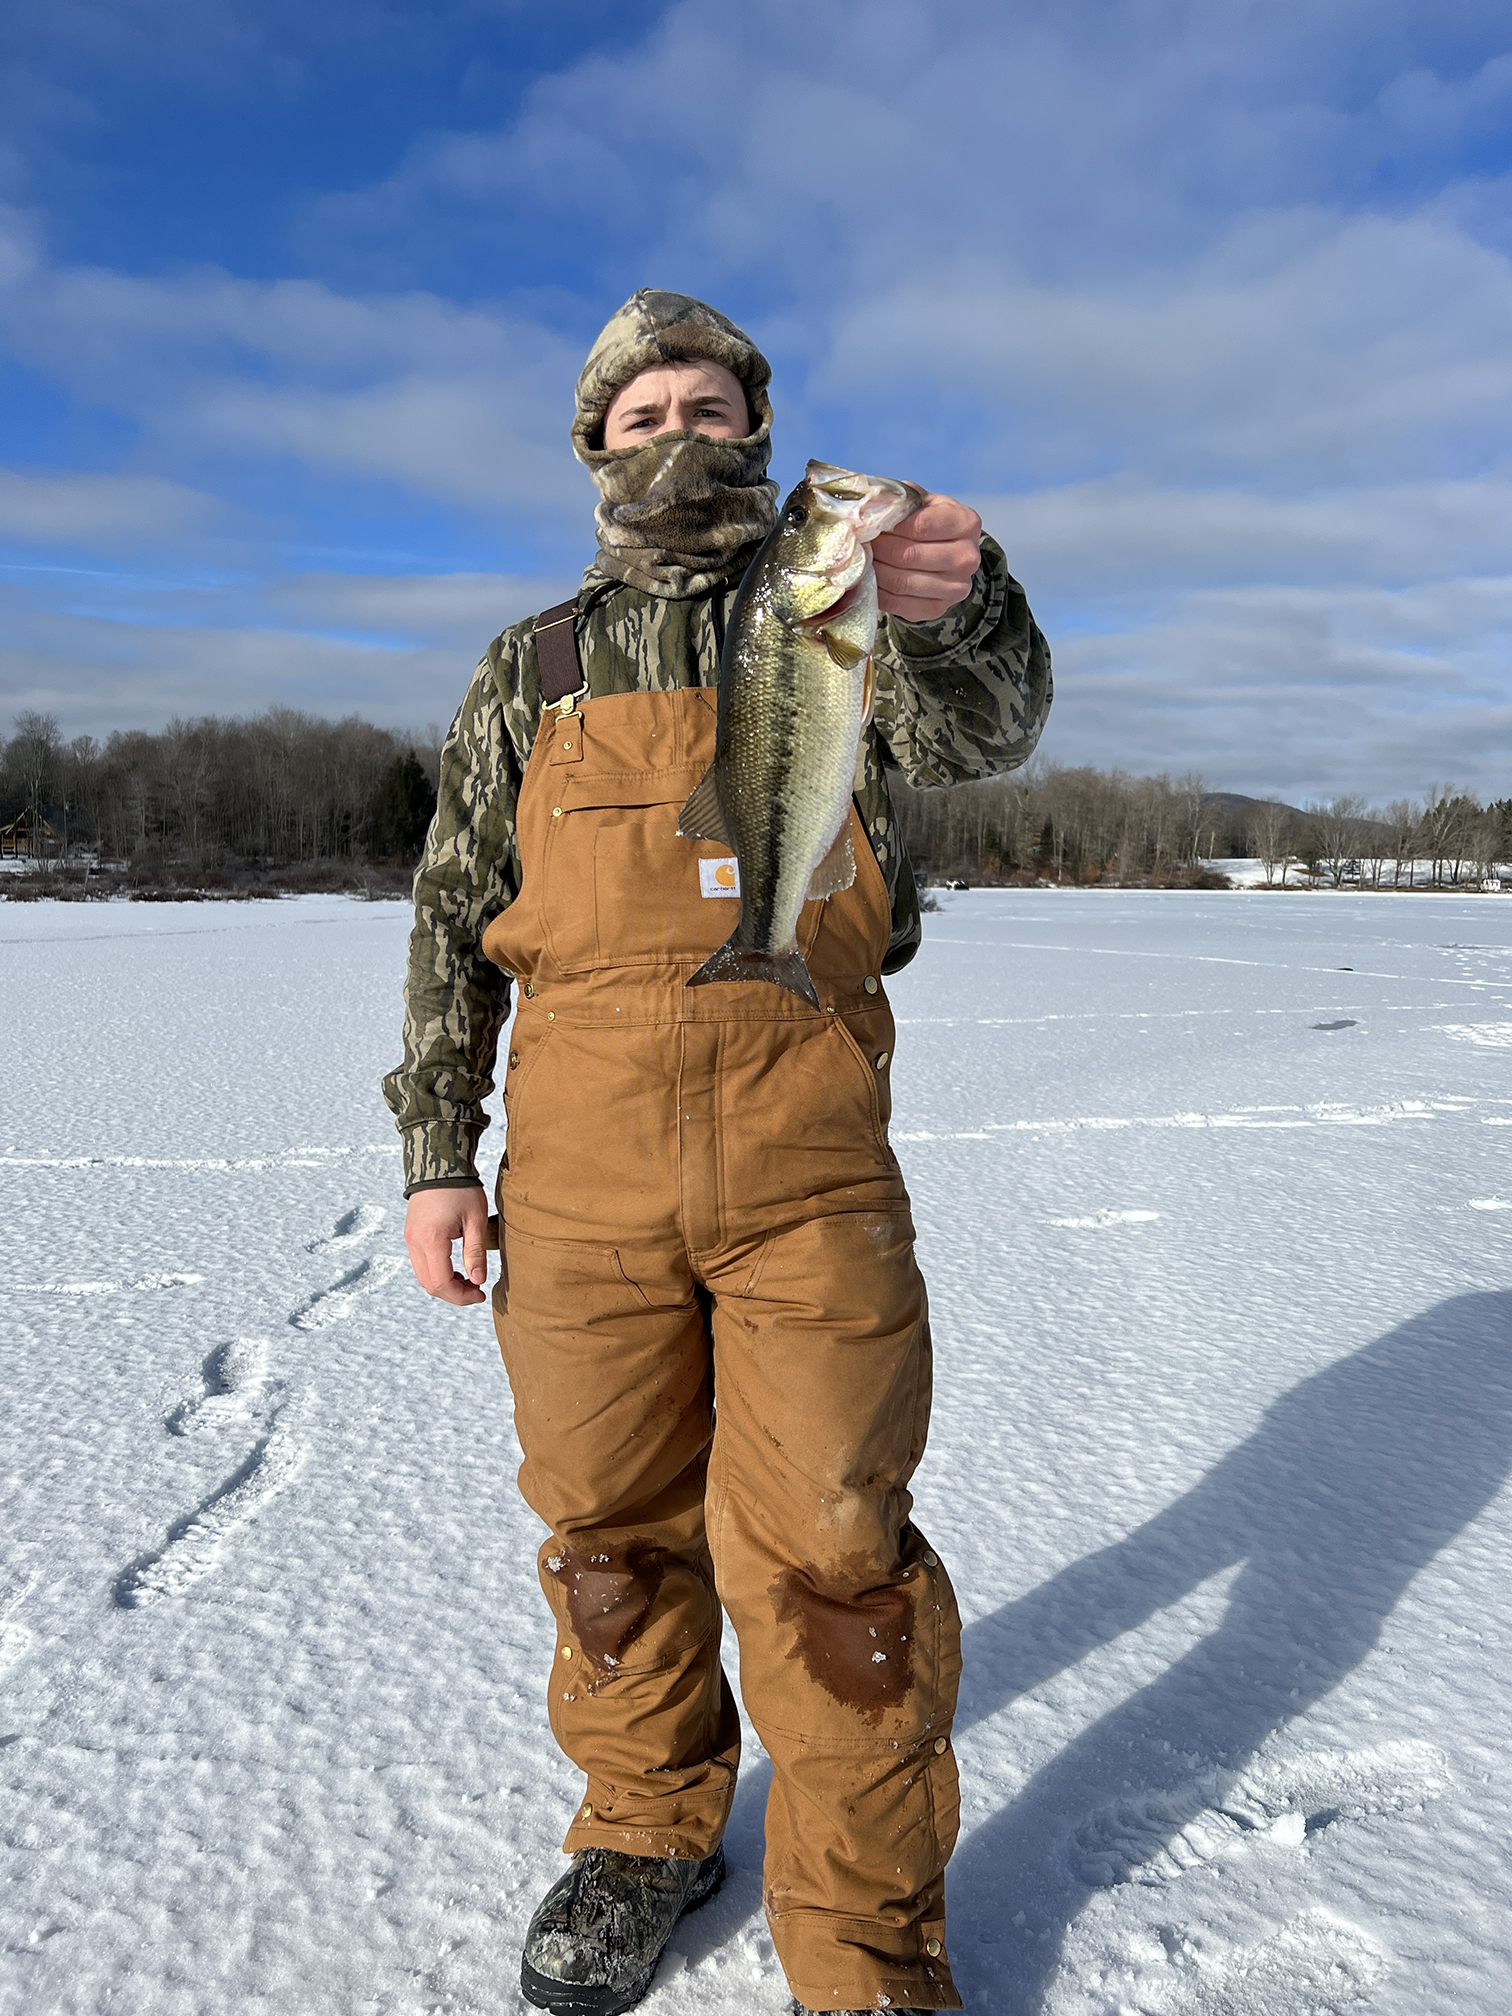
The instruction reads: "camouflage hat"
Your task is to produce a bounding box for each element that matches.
[572,289,774,459]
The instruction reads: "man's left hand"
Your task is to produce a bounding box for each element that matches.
[873,491,982,623]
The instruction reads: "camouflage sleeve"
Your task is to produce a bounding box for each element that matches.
[871,532,1052,787]
[379,632,526,1195]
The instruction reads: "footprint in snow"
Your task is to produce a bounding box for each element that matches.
[15,1272,204,1297]
[289,1252,407,1331]
[305,1203,387,1254]
[0,1582,37,1676]
[1130,1911,1386,2015]
[1071,1739,1447,1890]
[114,1425,305,1608]
[166,1337,276,1436]
[1048,1209,1161,1231]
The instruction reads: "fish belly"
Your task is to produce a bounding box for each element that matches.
[727,632,865,956]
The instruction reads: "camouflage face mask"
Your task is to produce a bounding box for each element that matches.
[572,290,779,600]
[578,429,779,599]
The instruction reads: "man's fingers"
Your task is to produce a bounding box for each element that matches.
[412,1235,485,1306]
[407,1224,454,1298]
[875,557,978,600]
[891,493,981,542]
[462,1224,488,1286]
[874,556,978,622]
[874,532,981,576]
[404,1185,489,1306]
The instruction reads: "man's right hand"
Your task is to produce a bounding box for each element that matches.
[404,1184,490,1306]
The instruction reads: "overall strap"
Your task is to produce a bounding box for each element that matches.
[533,601,585,707]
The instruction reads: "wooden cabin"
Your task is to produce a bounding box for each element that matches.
[0,811,58,859]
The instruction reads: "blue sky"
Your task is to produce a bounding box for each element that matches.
[2,0,1510,800]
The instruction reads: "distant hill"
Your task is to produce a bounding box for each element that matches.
[1200,791,1391,843]
[1200,790,1305,821]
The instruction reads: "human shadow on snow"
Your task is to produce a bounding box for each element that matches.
[948,1289,1512,2012]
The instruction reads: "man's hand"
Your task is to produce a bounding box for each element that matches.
[405,1184,490,1306]
[873,490,983,623]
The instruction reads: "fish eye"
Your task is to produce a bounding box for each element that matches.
[785,504,807,525]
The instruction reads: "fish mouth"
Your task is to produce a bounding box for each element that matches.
[805,460,923,539]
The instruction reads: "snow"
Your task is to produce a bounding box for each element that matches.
[1199,859,1511,892]
[3,887,1510,2016]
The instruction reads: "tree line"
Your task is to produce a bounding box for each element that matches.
[4,707,1507,891]
[894,766,1512,888]
[2,708,441,869]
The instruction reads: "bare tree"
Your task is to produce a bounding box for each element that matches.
[1178,770,1209,866]
[1247,801,1293,887]
[1383,799,1420,888]
[1308,795,1368,888]
[8,711,63,864]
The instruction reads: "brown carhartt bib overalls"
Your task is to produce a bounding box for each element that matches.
[483,684,963,2012]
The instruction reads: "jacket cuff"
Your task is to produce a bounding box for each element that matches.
[398,1119,486,1197]
[879,536,1008,666]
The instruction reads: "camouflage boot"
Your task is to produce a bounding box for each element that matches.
[520,1845,726,2015]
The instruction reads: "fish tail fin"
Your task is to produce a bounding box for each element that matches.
[686,939,820,1009]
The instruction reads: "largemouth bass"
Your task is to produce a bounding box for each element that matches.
[678,459,922,1007]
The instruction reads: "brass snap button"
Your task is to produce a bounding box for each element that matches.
[925,1938,942,1958]
[933,1736,949,1755]
[551,806,562,818]
[547,1011,556,1022]
[508,1051,520,1069]
[875,1051,889,1069]
[922,1549,938,1567]
[558,1645,573,1662]
[864,974,879,994]
[580,1802,593,1821]
[562,739,574,750]
[523,980,535,998]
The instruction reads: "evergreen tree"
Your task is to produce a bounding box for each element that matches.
[371,751,436,859]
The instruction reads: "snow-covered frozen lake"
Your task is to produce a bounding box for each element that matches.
[3,889,1510,2016]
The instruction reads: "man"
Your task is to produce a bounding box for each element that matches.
[385,290,1051,2016]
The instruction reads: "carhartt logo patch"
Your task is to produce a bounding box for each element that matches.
[698,857,741,898]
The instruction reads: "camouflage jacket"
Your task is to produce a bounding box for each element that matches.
[382,533,1051,1193]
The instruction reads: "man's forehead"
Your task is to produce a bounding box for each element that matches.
[610,359,744,406]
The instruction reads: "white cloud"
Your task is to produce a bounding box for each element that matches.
[1,567,574,739]
[975,477,1512,598]
[828,210,1512,487]
[1045,578,1512,801]
[267,569,576,647]
[0,467,229,547]
[0,207,589,521]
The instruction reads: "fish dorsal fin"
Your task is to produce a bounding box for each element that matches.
[806,820,857,902]
[861,653,876,727]
[677,766,731,844]
[822,628,868,671]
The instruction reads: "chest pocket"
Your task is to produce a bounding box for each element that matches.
[540,775,824,975]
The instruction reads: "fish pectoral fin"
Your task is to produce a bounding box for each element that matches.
[821,628,869,671]
[677,766,732,844]
[861,652,876,727]
[806,820,857,902]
